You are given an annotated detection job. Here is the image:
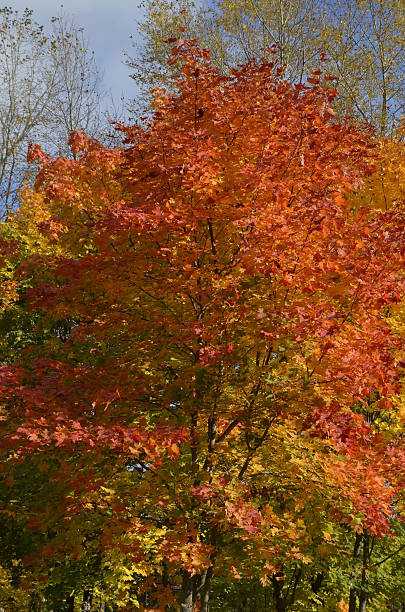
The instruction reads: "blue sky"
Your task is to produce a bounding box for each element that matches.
[9,0,144,103]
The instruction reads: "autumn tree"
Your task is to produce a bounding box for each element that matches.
[128,0,404,134]
[0,42,404,610]
[44,12,108,158]
[0,7,107,220]
[316,0,405,136]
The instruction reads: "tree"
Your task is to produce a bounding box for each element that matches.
[126,0,212,115]
[0,7,107,220]
[316,0,405,136]
[128,0,404,134]
[44,12,107,158]
[0,42,404,610]
[207,0,321,80]
[0,7,56,219]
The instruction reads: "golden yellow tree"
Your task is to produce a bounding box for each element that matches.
[128,0,404,135]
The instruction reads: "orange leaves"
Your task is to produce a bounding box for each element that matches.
[167,442,180,457]
[67,129,88,155]
[26,143,47,164]
[225,500,262,535]
[334,192,346,207]
[162,537,214,574]
[0,41,404,598]
[281,273,293,287]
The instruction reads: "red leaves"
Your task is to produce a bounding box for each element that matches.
[199,343,234,365]
[67,129,88,155]
[191,484,213,500]
[226,500,262,535]
[27,143,47,164]
[281,273,293,287]
[1,42,404,588]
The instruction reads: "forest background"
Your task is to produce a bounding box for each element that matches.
[0,1,404,611]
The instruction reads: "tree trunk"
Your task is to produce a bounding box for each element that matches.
[349,588,358,612]
[359,594,368,612]
[29,593,40,612]
[180,571,194,612]
[290,565,302,606]
[82,590,93,612]
[272,574,286,612]
[200,566,214,612]
[66,594,75,612]
[349,532,363,612]
[311,572,324,594]
[358,531,370,612]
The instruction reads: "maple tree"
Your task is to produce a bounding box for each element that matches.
[0,41,404,610]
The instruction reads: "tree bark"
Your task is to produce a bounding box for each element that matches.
[311,572,324,594]
[66,594,75,612]
[28,593,40,612]
[272,574,286,612]
[180,571,194,612]
[349,532,363,612]
[81,590,93,612]
[358,531,370,612]
[359,594,368,612]
[200,566,214,612]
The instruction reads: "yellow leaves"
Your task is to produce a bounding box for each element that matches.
[167,442,180,457]
[358,137,405,212]
[0,278,18,309]
[393,395,405,426]
[259,571,270,586]
[180,542,215,574]
[384,292,404,427]
[0,565,30,610]
[99,521,169,607]
[100,486,116,501]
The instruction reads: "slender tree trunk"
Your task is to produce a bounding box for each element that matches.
[66,594,75,612]
[311,572,324,594]
[200,566,214,612]
[180,571,194,612]
[272,574,286,612]
[290,565,302,606]
[349,532,363,612]
[82,589,93,612]
[349,589,357,612]
[359,595,368,612]
[29,593,40,612]
[358,531,370,612]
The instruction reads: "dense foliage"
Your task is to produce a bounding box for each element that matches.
[129,0,405,136]
[0,41,404,611]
